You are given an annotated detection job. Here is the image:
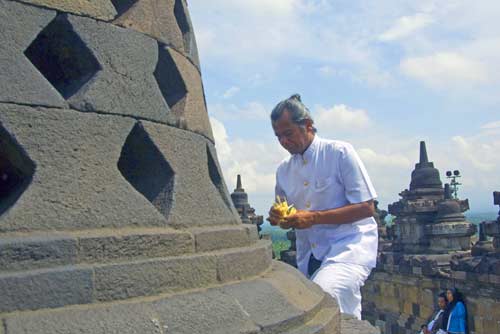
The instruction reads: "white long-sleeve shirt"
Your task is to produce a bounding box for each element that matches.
[275,135,378,276]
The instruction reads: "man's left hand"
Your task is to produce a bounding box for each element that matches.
[281,210,316,229]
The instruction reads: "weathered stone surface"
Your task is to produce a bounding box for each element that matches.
[0,0,65,107]
[64,14,171,123]
[261,261,324,313]
[0,233,77,272]
[221,279,305,331]
[2,262,339,334]
[341,314,380,334]
[140,121,239,227]
[216,240,272,282]
[4,302,161,334]
[0,105,167,232]
[244,224,260,241]
[0,266,93,313]
[77,228,194,263]
[152,288,260,334]
[155,46,212,140]
[94,254,217,301]
[16,0,117,20]
[190,225,252,252]
[112,0,186,59]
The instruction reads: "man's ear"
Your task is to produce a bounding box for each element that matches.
[304,119,314,132]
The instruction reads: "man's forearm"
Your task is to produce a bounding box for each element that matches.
[312,200,375,225]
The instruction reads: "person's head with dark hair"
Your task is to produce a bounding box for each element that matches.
[271,94,317,155]
[446,288,464,305]
[438,292,448,310]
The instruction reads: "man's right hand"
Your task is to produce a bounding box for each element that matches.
[266,206,282,226]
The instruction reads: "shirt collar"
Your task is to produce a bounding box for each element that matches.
[298,135,319,163]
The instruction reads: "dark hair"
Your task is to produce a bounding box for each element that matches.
[438,292,447,301]
[270,94,317,133]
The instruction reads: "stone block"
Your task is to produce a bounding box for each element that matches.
[77,228,194,263]
[483,318,498,334]
[63,14,171,124]
[216,240,272,282]
[261,261,324,313]
[0,266,93,313]
[0,0,65,107]
[16,0,117,20]
[4,302,161,334]
[452,270,467,280]
[139,121,239,228]
[190,225,251,252]
[490,274,500,284]
[341,314,380,334]
[94,254,217,301]
[0,234,77,272]
[112,0,200,67]
[220,279,305,331]
[0,105,168,232]
[154,46,212,140]
[152,288,260,334]
[244,224,260,241]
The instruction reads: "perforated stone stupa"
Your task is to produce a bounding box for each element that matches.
[0,1,341,333]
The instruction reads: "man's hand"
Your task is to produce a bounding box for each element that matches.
[281,210,316,229]
[266,206,283,226]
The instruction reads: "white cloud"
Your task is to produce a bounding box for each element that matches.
[358,148,412,168]
[315,104,371,133]
[222,86,240,99]
[400,52,488,88]
[481,120,500,129]
[209,117,287,195]
[379,13,434,41]
[209,101,268,121]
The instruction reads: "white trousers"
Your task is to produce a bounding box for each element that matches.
[311,261,372,320]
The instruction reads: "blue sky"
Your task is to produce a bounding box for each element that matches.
[188,0,500,215]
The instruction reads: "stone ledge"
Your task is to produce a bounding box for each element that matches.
[0,240,272,313]
[1,261,340,334]
[0,225,262,273]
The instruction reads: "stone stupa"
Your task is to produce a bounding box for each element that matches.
[0,1,341,333]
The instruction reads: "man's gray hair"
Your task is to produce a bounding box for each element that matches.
[271,94,317,132]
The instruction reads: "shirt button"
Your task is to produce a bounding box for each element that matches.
[304,181,309,187]
[311,243,317,249]
[305,201,311,208]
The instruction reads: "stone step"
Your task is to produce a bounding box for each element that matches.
[1,261,340,334]
[0,224,258,272]
[0,239,271,314]
[285,297,340,334]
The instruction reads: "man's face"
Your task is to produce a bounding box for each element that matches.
[272,110,311,155]
[438,297,447,310]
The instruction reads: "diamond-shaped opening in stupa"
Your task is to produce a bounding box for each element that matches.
[174,0,193,52]
[154,44,187,110]
[118,122,175,219]
[110,0,139,17]
[0,125,35,217]
[24,14,101,99]
[206,145,232,211]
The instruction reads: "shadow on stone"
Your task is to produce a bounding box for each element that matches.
[174,0,192,51]
[0,125,35,217]
[24,14,101,100]
[110,0,139,17]
[154,44,187,111]
[206,145,232,211]
[118,122,175,220]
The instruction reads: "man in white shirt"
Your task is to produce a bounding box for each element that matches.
[267,94,378,320]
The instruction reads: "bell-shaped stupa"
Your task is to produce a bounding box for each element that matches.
[0,1,340,332]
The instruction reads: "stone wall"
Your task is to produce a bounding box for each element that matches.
[362,260,500,334]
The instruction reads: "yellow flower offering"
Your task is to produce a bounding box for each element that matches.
[273,195,297,221]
